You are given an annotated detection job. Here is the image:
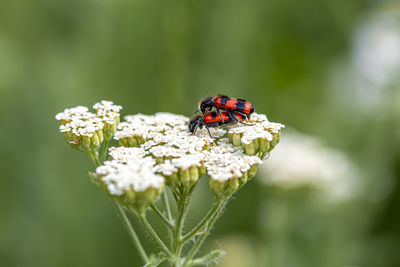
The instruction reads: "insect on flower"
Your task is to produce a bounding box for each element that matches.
[196,95,255,120]
[189,111,247,138]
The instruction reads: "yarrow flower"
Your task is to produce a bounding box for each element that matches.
[109,112,284,198]
[56,101,284,266]
[93,100,122,139]
[228,113,283,157]
[95,157,164,215]
[55,101,121,152]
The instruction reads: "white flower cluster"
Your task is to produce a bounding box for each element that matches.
[55,101,121,148]
[228,113,284,156]
[93,100,122,125]
[96,157,164,196]
[205,139,262,182]
[108,112,283,196]
[260,131,359,201]
[229,114,283,144]
[56,106,103,138]
[95,154,165,214]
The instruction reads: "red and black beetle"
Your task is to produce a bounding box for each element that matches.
[196,95,255,120]
[189,111,246,138]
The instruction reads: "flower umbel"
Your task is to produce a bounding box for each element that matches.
[56,101,121,164]
[56,101,284,267]
[95,157,165,215]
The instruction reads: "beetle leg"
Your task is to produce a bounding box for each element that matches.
[229,111,254,125]
[238,120,255,126]
[192,124,200,135]
[217,108,224,121]
[206,126,213,138]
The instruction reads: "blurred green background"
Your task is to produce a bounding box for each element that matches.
[1,0,400,266]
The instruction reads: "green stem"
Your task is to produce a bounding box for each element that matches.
[173,184,196,256]
[151,204,174,230]
[93,152,100,166]
[162,190,173,224]
[182,198,221,243]
[101,137,111,163]
[139,215,175,260]
[86,148,100,167]
[182,199,227,267]
[112,200,149,263]
[188,250,225,266]
[162,190,175,249]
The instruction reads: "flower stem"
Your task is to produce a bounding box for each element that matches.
[101,137,111,164]
[151,204,174,230]
[182,198,228,267]
[139,214,175,260]
[162,190,173,224]
[162,189,175,249]
[182,198,221,243]
[86,149,100,167]
[173,184,196,257]
[112,200,149,263]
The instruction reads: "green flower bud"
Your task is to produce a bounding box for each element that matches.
[209,177,240,199]
[91,132,100,148]
[97,129,104,144]
[259,137,270,154]
[82,136,91,149]
[248,164,259,179]
[128,136,138,147]
[242,140,258,155]
[64,130,74,144]
[124,185,164,215]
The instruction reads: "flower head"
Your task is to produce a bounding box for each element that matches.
[95,158,164,214]
[56,106,104,150]
[227,113,283,158]
[111,112,283,197]
[93,100,122,139]
[55,101,121,151]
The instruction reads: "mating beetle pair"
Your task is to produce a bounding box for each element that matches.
[189,95,255,137]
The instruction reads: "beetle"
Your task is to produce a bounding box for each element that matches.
[196,95,255,120]
[189,111,246,138]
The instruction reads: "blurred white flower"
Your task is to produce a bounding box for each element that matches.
[351,9,400,111]
[354,14,400,86]
[260,131,359,201]
[329,8,400,114]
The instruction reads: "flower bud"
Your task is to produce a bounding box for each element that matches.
[63,129,74,143]
[209,176,240,199]
[82,136,91,149]
[91,132,100,148]
[155,155,206,192]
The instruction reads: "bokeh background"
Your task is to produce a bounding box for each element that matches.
[1,0,400,266]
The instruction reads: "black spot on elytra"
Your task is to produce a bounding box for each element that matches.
[235,100,246,112]
[219,96,229,106]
